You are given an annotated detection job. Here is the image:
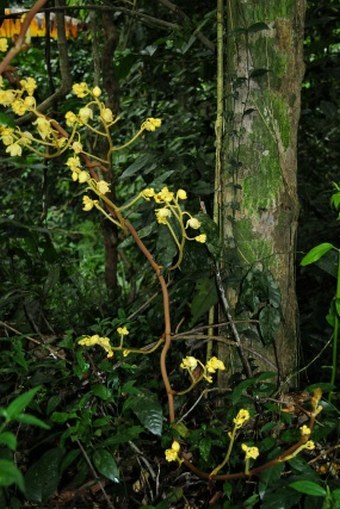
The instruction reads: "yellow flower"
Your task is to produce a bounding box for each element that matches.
[180,356,198,371]
[241,443,259,460]
[66,156,81,172]
[206,356,225,373]
[233,409,250,429]
[92,86,102,97]
[6,143,22,157]
[155,207,171,224]
[186,217,201,230]
[78,334,114,358]
[78,106,93,123]
[65,111,78,127]
[165,441,181,462]
[19,131,33,146]
[141,188,155,200]
[0,38,8,52]
[0,89,15,106]
[177,189,187,200]
[117,326,129,336]
[20,77,37,95]
[82,195,98,211]
[24,95,36,108]
[72,82,88,98]
[78,170,89,183]
[305,440,315,450]
[123,349,130,357]
[300,425,311,436]
[11,99,27,116]
[142,117,162,132]
[154,186,174,203]
[203,374,213,383]
[195,234,207,243]
[100,107,114,124]
[96,180,110,195]
[72,141,83,154]
[1,127,14,146]
[33,117,52,139]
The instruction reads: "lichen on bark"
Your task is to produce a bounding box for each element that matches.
[219,0,306,385]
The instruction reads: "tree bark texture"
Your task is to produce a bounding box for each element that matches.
[220,0,306,385]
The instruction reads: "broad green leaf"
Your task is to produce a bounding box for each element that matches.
[124,392,163,436]
[289,480,326,497]
[91,384,113,401]
[300,243,335,266]
[6,386,41,421]
[121,154,156,179]
[92,449,119,483]
[0,112,15,129]
[15,413,50,429]
[50,411,73,423]
[0,460,25,492]
[259,305,281,345]
[258,463,285,499]
[249,68,269,78]
[190,275,218,325]
[199,437,211,463]
[247,22,270,32]
[261,485,301,509]
[102,426,144,447]
[25,448,63,502]
[172,422,190,438]
[0,432,17,450]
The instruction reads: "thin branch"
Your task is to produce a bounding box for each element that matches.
[0,5,180,31]
[156,0,215,52]
[215,268,253,377]
[66,424,115,509]
[0,321,70,363]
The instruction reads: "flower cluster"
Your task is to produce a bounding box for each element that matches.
[139,186,207,268]
[180,355,225,385]
[78,334,114,358]
[78,327,131,359]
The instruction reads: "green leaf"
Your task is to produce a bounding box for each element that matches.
[0,112,15,129]
[172,422,190,438]
[92,449,119,483]
[199,437,211,463]
[190,275,218,325]
[50,411,73,423]
[91,384,112,401]
[300,243,335,266]
[259,305,281,345]
[0,432,17,451]
[249,68,269,78]
[25,448,63,502]
[247,22,270,33]
[124,392,163,436]
[289,480,327,497]
[102,425,144,447]
[259,463,285,499]
[0,460,25,492]
[6,387,41,421]
[15,413,50,429]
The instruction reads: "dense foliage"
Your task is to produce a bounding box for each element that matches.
[0,1,339,508]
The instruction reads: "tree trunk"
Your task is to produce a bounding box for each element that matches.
[219,0,306,386]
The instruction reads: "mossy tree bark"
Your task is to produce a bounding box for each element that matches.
[218,0,306,386]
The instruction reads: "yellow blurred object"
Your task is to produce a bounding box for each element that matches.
[0,8,79,42]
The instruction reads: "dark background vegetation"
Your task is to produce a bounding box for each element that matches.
[0,1,339,508]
